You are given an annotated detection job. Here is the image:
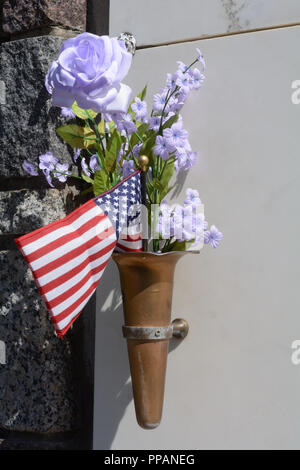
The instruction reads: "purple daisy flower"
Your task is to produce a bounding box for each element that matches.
[177,61,188,73]
[61,107,76,119]
[132,143,142,158]
[189,68,205,90]
[81,157,91,177]
[131,97,147,120]
[153,91,170,112]
[204,225,223,248]
[148,115,161,132]
[184,188,202,207]
[166,72,178,90]
[184,151,197,170]
[73,148,81,163]
[176,70,191,91]
[154,135,170,161]
[39,152,58,172]
[89,155,101,173]
[163,122,189,151]
[53,163,71,183]
[43,169,54,188]
[23,160,38,176]
[118,114,137,134]
[122,160,135,178]
[196,48,206,72]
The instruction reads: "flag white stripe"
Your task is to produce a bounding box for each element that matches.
[117,240,142,250]
[55,289,96,332]
[45,250,112,301]
[50,269,104,316]
[36,233,116,287]
[30,217,111,271]
[22,205,101,256]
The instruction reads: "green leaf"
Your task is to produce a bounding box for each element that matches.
[81,173,94,184]
[80,186,94,196]
[72,102,97,120]
[105,130,122,172]
[57,124,97,149]
[162,113,179,130]
[158,160,175,203]
[152,178,163,191]
[169,240,195,252]
[93,169,110,196]
[98,120,115,135]
[137,84,147,101]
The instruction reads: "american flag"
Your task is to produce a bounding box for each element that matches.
[15,170,142,338]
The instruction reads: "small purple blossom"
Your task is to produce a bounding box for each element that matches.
[154,135,170,161]
[166,72,178,90]
[153,91,169,113]
[163,121,189,151]
[89,154,101,173]
[148,115,161,132]
[172,89,188,111]
[184,151,197,170]
[132,143,142,158]
[204,225,223,248]
[196,48,206,72]
[131,97,147,119]
[23,160,38,176]
[176,70,191,91]
[53,163,71,183]
[81,157,91,177]
[184,188,202,207]
[193,212,208,233]
[103,111,124,122]
[73,148,81,163]
[39,152,58,172]
[177,61,188,73]
[43,170,54,188]
[61,107,76,119]
[118,114,137,134]
[189,68,205,90]
[122,160,135,178]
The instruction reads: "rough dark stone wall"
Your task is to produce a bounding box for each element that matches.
[0,0,98,451]
[2,0,86,34]
[0,36,73,177]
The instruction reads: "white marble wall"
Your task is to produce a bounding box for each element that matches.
[110,0,300,46]
[94,6,300,451]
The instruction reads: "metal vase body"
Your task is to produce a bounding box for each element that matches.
[112,252,185,429]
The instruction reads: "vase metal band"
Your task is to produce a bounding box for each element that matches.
[122,325,173,341]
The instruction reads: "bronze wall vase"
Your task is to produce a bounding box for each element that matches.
[112,251,193,429]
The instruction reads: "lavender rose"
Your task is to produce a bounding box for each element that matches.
[45,33,133,114]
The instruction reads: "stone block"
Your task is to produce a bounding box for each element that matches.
[0,186,80,234]
[0,36,74,177]
[2,0,86,34]
[0,250,78,433]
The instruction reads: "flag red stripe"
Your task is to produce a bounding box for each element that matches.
[16,199,96,247]
[52,310,82,338]
[50,278,100,325]
[33,225,115,278]
[46,257,109,308]
[40,241,116,295]
[25,212,106,263]
[118,234,142,242]
[116,243,142,252]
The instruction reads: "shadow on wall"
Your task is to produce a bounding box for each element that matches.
[94,259,182,450]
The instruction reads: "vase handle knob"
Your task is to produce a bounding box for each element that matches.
[172,318,189,339]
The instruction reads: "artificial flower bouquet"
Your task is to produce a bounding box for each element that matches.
[23,33,222,252]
